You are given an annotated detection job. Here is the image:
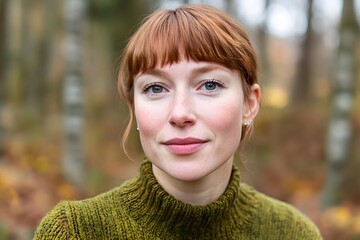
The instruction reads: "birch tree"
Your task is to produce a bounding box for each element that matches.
[63,0,86,186]
[322,0,359,209]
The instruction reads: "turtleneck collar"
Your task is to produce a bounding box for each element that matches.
[119,159,257,238]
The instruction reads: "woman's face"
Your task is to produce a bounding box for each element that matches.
[134,59,258,182]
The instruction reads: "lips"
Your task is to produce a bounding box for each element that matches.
[162,138,208,155]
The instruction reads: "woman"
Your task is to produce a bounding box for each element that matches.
[34,5,322,239]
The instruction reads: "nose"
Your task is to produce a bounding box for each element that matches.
[168,92,196,128]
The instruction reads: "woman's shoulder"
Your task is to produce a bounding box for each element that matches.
[240,183,323,240]
[33,178,137,239]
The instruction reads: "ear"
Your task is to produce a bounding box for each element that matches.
[243,84,261,123]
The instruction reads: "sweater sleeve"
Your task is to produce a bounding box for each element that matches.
[33,201,74,240]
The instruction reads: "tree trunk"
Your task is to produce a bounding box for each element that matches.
[63,0,86,187]
[39,0,57,115]
[0,0,5,82]
[5,0,22,109]
[257,0,271,86]
[22,0,37,114]
[322,0,359,209]
[225,0,237,18]
[292,0,315,105]
[0,0,6,156]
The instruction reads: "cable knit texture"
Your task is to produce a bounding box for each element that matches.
[34,160,322,239]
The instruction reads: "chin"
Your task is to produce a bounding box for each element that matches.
[166,164,213,182]
[173,172,207,182]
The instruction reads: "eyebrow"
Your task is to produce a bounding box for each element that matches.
[140,64,232,79]
[191,64,232,76]
[140,69,170,79]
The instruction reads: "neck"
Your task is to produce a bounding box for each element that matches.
[152,159,233,206]
[121,160,257,237]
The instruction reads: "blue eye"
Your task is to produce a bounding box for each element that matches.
[144,84,166,94]
[200,80,224,92]
[204,82,217,91]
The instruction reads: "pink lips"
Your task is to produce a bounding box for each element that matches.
[163,137,208,155]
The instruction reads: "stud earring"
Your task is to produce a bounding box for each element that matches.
[243,120,252,127]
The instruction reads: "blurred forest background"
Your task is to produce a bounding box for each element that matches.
[0,0,359,239]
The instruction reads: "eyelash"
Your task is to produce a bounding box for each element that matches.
[200,79,225,91]
[143,82,167,94]
[142,79,224,94]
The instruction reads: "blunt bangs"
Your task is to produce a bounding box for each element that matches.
[119,5,257,103]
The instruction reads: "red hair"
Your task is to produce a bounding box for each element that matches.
[118,5,258,155]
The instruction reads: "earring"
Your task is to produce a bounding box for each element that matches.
[136,127,139,132]
[243,120,252,127]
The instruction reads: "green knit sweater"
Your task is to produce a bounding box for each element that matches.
[34,160,322,239]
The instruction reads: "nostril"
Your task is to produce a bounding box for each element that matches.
[170,118,195,128]
[169,110,196,126]
[168,105,196,127]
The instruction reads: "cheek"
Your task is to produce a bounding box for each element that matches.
[134,101,165,138]
[203,100,243,140]
[207,99,242,127]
